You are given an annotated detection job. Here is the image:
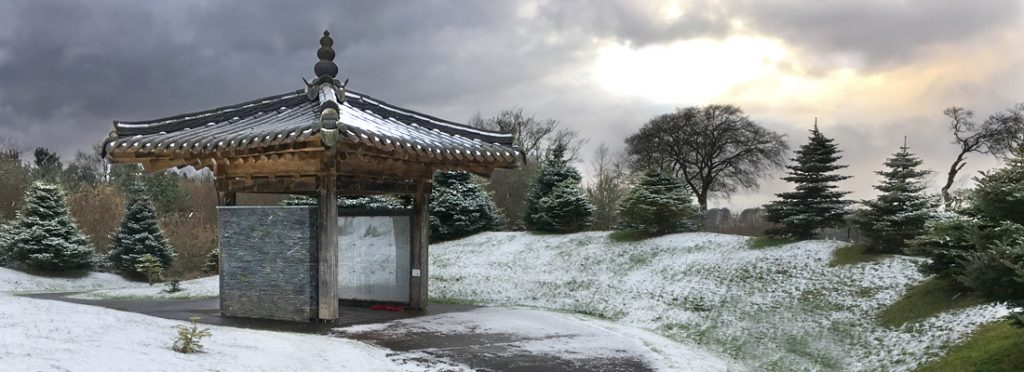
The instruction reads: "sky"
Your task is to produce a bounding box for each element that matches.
[0,0,1022,209]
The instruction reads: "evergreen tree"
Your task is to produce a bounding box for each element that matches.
[617,170,699,235]
[764,124,852,239]
[429,171,504,241]
[525,144,594,232]
[970,148,1024,225]
[2,182,94,271]
[107,182,176,278]
[853,141,934,253]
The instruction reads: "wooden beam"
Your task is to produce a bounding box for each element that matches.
[316,153,340,321]
[409,178,432,309]
[217,191,237,206]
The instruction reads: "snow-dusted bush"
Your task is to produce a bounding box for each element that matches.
[617,170,698,235]
[907,215,981,278]
[970,153,1024,225]
[2,182,94,271]
[202,248,218,274]
[107,191,175,278]
[428,171,504,241]
[173,316,212,354]
[525,144,593,233]
[956,231,1024,300]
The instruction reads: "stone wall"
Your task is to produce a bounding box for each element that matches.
[218,206,318,322]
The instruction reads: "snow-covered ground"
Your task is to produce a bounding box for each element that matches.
[0,292,404,372]
[339,307,739,371]
[0,267,141,294]
[430,231,1011,371]
[69,275,219,300]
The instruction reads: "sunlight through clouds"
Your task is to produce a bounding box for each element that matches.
[591,35,790,104]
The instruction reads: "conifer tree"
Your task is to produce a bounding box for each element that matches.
[429,171,504,241]
[617,170,699,235]
[107,182,175,278]
[764,124,852,239]
[2,182,94,271]
[525,144,594,232]
[853,141,934,253]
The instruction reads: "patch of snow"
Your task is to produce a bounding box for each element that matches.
[69,275,219,300]
[0,267,141,294]
[339,307,739,371]
[430,231,1011,371]
[0,292,403,371]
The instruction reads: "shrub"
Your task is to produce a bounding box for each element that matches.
[2,182,94,271]
[429,171,504,241]
[172,316,212,354]
[135,254,164,286]
[202,248,219,274]
[907,215,982,278]
[617,171,698,236]
[956,231,1024,300]
[165,279,182,293]
[971,154,1024,225]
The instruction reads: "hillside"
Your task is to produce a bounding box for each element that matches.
[430,232,1010,371]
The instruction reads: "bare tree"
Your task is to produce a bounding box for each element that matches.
[586,143,632,230]
[939,104,1024,208]
[626,105,789,211]
[0,138,30,222]
[469,107,585,227]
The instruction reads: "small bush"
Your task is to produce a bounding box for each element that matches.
[956,231,1024,300]
[172,316,212,354]
[201,248,219,274]
[135,254,164,286]
[429,171,504,241]
[164,279,182,293]
[907,215,982,278]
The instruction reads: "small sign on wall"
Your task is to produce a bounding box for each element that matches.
[412,269,421,277]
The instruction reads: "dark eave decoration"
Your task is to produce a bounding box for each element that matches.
[104,31,521,175]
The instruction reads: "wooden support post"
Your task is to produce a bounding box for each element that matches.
[409,178,431,309]
[316,155,339,321]
[216,191,237,206]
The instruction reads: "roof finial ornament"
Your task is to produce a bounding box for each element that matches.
[314,30,339,79]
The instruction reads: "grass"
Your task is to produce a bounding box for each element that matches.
[878,277,989,327]
[915,320,1024,372]
[828,243,884,267]
[746,236,795,249]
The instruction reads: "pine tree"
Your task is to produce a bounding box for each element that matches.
[429,171,504,241]
[764,124,852,239]
[617,170,699,235]
[107,183,176,278]
[853,141,934,253]
[525,144,594,232]
[2,182,94,271]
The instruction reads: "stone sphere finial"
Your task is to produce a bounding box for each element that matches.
[314,30,338,79]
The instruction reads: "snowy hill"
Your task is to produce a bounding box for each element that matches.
[430,232,1010,371]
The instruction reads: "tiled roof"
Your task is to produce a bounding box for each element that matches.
[105,88,520,165]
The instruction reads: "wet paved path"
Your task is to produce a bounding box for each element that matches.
[25,293,655,371]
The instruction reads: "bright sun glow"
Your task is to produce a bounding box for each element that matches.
[591,35,791,104]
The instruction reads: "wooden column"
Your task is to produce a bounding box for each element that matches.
[409,178,431,309]
[316,155,339,320]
